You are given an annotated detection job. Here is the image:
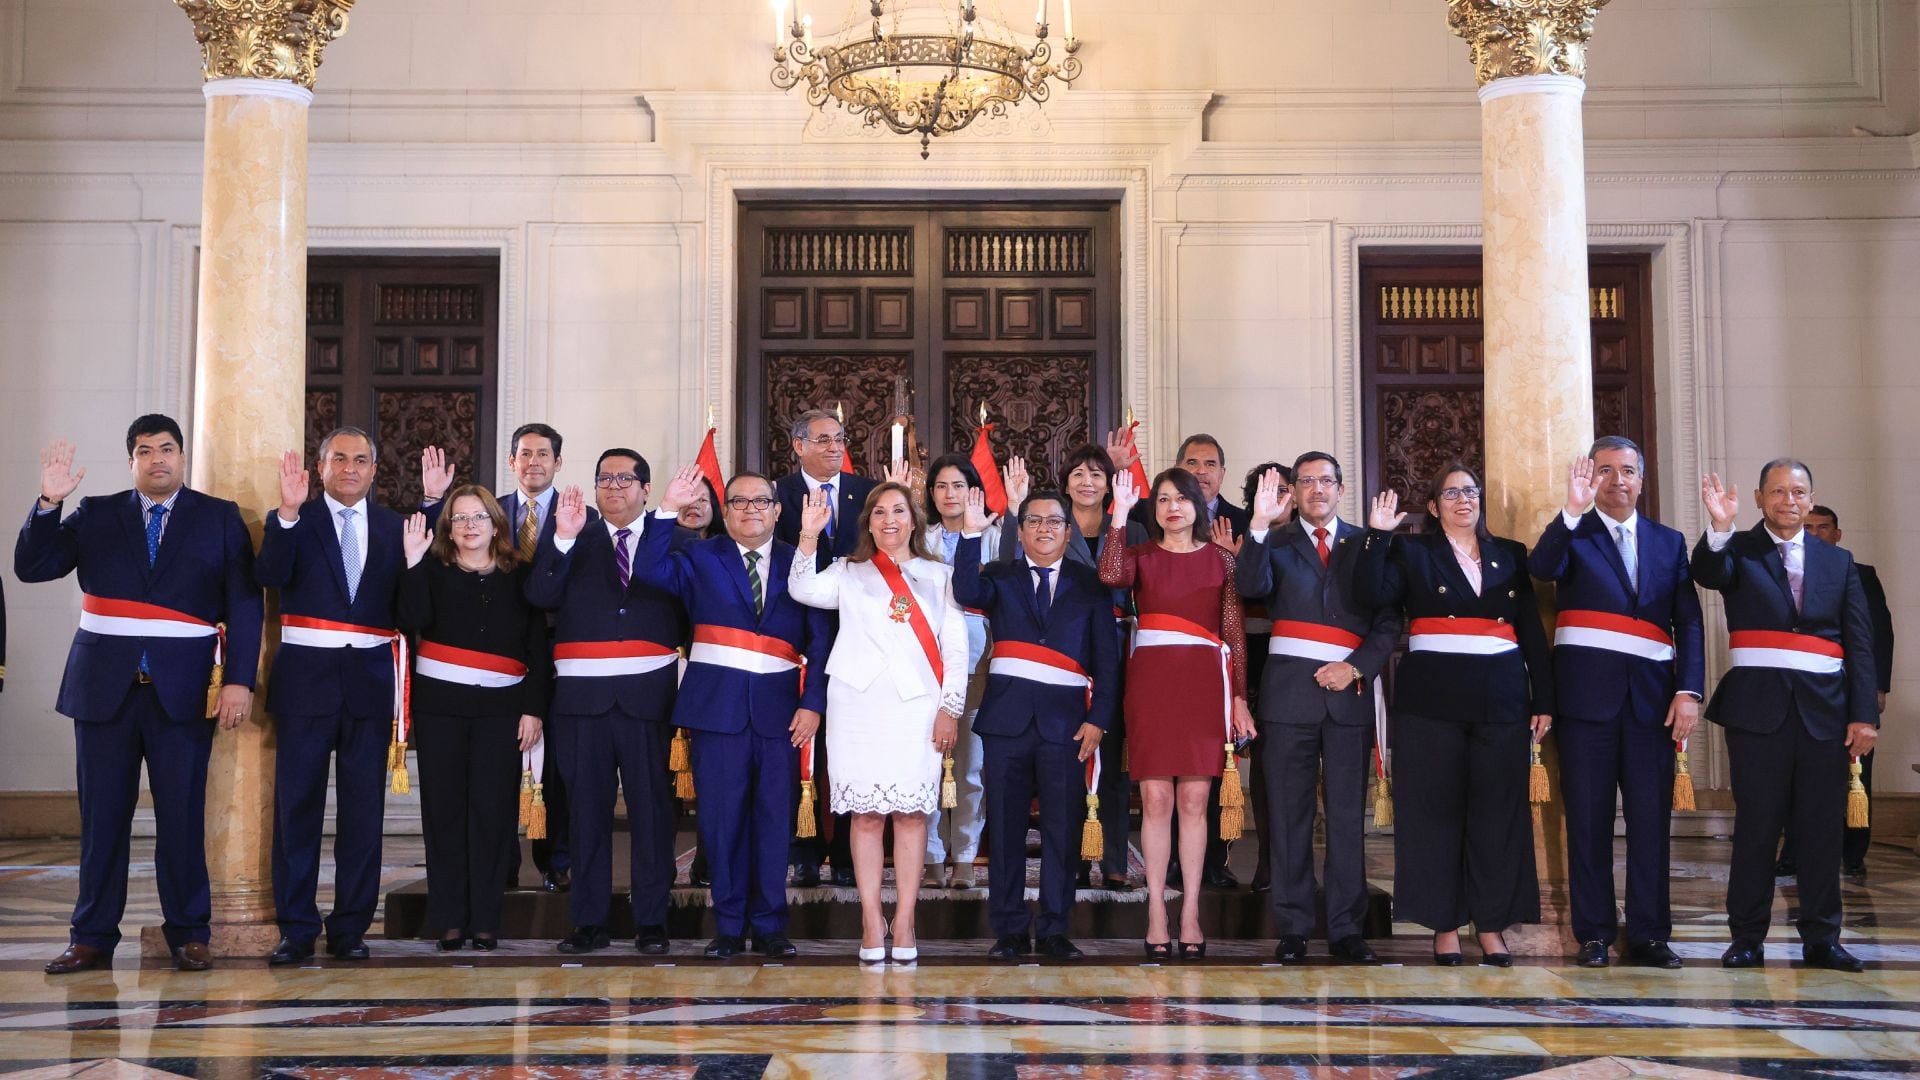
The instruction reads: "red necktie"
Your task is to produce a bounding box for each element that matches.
[1314,526,1331,568]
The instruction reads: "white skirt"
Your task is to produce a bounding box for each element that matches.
[825,678,942,815]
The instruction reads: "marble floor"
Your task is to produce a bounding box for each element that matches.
[2,834,1918,1078]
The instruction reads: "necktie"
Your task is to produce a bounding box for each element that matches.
[145,503,167,566]
[1616,523,1637,596]
[1033,565,1053,624]
[339,507,361,602]
[517,501,540,560]
[1779,541,1803,611]
[941,530,959,563]
[820,482,835,544]
[614,527,632,589]
[1313,526,1331,569]
[745,549,764,615]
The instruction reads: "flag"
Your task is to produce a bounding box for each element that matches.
[971,422,1007,514]
[1121,420,1149,494]
[695,426,724,497]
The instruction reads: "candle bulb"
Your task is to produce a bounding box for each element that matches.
[802,12,813,51]
[1062,0,1072,39]
[891,422,904,467]
[1036,0,1046,28]
[774,0,786,46]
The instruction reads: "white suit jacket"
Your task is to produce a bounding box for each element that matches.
[789,553,969,710]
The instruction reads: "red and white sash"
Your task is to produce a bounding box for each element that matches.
[1134,612,1232,735]
[415,640,528,688]
[1407,616,1519,656]
[873,552,945,689]
[80,594,217,639]
[1727,630,1844,676]
[1267,619,1363,663]
[282,614,409,730]
[989,640,1093,709]
[689,624,803,676]
[553,639,678,678]
[1553,609,1674,662]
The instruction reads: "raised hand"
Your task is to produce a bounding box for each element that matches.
[1110,468,1141,519]
[553,484,587,541]
[962,487,991,534]
[38,438,85,504]
[660,463,705,514]
[1103,427,1139,472]
[799,488,832,539]
[1566,455,1597,516]
[420,446,456,502]
[1002,455,1030,513]
[1210,516,1241,554]
[1249,468,1294,531]
[1368,490,1406,531]
[884,458,912,486]
[278,450,310,518]
[402,511,432,567]
[1700,472,1739,531]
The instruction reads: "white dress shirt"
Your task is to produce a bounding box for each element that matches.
[277,493,369,568]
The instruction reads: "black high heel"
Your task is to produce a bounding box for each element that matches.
[1480,932,1512,968]
[1143,940,1173,961]
[1433,933,1463,966]
[437,933,466,952]
[1178,940,1207,961]
[471,934,500,952]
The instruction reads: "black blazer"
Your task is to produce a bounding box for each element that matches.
[1692,525,1876,739]
[1354,528,1553,723]
[1859,564,1894,695]
[774,472,877,570]
[397,558,550,719]
[525,516,689,722]
[255,498,407,720]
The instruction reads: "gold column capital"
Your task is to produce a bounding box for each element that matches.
[175,0,355,90]
[1447,0,1609,87]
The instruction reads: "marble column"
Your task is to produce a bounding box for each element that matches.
[1449,0,1608,953]
[145,0,353,958]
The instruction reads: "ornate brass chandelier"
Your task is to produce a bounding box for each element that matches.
[770,0,1082,158]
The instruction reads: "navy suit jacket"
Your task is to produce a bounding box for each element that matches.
[1529,510,1705,726]
[527,515,690,722]
[632,514,830,738]
[1692,524,1876,739]
[1236,517,1401,727]
[255,498,406,720]
[775,472,877,569]
[951,536,1120,745]
[15,489,264,725]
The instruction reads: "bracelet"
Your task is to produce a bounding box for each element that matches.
[800,533,820,541]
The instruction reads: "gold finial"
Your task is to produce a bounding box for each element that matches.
[706,404,717,431]
[175,0,356,90]
[1125,403,1135,426]
[1447,0,1609,86]
[978,401,989,426]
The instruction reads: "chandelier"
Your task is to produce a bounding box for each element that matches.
[770,0,1082,158]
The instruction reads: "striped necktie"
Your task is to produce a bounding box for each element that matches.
[339,507,361,602]
[517,501,540,560]
[745,549,764,615]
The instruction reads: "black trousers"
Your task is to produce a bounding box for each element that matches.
[1557,702,1675,946]
[271,706,388,945]
[415,711,521,936]
[1245,634,1272,888]
[1391,711,1539,932]
[1262,715,1371,940]
[983,727,1081,939]
[1778,747,1875,868]
[554,710,675,931]
[1725,707,1846,947]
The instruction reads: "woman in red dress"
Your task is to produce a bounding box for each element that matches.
[1100,467,1254,959]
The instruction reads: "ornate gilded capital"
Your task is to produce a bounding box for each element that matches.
[175,0,354,90]
[1447,0,1608,86]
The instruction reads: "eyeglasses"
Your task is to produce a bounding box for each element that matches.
[726,496,775,511]
[448,512,492,525]
[1021,516,1069,530]
[1293,476,1340,490]
[1439,487,1481,503]
[800,435,850,447]
[594,473,641,489]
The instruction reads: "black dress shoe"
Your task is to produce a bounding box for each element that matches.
[44,943,109,975]
[1576,940,1610,968]
[755,934,798,958]
[1772,858,1796,879]
[691,870,713,888]
[437,934,466,952]
[988,934,1031,960]
[1844,861,1867,879]
[791,863,820,888]
[1329,935,1377,964]
[1626,941,1681,969]
[1076,865,1092,889]
[172,942,214,972]
[1273,935,1308,965]
[470,935,499,951]
[1202,867,1240,889]
[636,926,671,955]
[1038,935,1084,960]
[542,870,571,893]
[831,866,857,887]
[558,926,610,954]
[1721,941,1765,968]
[1804,941,1866,973]
[705,934,745,958]
[1250,876,1272,894]
[327,937,370,961]
[268,937,315,966]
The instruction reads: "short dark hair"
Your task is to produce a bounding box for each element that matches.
[1242,462,1289,509]
[510,422,563,459]
[1018,490,1070,521]
[318,425,377,464]
[1290,451,1342,486]
[1589,435,1644,471]
[1177,434,1226,468]
[126,414,184,457]
[595,448,649,484]
[1758,457,1813,492]
[1810,504,1839,526]
[1061,444,1116,485]
[1423,459,1493,542]
[1145,467,1210,541]
[725,471,775,499]
[923,453,983,523]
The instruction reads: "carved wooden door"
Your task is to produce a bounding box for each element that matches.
[305,256,501,508]
[738,203,1120,488]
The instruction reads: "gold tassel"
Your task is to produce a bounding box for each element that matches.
[1081,793,1104,860]
[668,728,690,773]
[796,779,817,838]
[1372,774,1393,827]
[389,742,411,796]
[941,754,958,810]
[1672,749,1696,812]
[517,769,534,831]
[527,784,548,840]
[1846,758,1870,829]
[387,740,401,772]
[1220,744,1244,840]
[1219,802,1244,841]
[1529,742,1550,804]
[204,664,225,719]
[675,768,697,800]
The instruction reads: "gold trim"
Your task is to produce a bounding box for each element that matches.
[1447,0,1609,86]
[175,0,355,90]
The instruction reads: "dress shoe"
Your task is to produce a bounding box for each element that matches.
[1844,861,1867,879]
[1250,875,1272,894]
[1804,941,1866,973]
[705,934,745,958]
[988,934,1031,960]
[1272,935,1309,965]
[172,942,213,972]
[437,934,466,952]
[1576,940,1610,968]
[755,934,798,958]
[923,865,947,890]
[1329,935,1377,965]
[858,943,887,964]
[1626,941,1681,969]
[1104,873,1139,893]
[949,866,977,890]
[635,926,671,955]
[1721,941,1765,968]
[327,937,370,961]
[470,935,500,951]
[44,944,109,975]
[1772,857,1796,879]
[691,869,713,888]
[1202,867,1240,889]
[557,926,610,954]
[542,870,571,893]
[1076,865,1092,889]
[831,866,857,888]
[268,937,315,966]
[1038,935,1083,960]
[791,863,820,888]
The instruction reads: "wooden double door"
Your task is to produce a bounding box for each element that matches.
[737,202,1122,488]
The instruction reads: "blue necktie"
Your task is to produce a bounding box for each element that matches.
[1615,524,1637,597]
[141,503,166,675]
[1033,565,1053,624]
[339,508,362,603]
[820,482,835,544]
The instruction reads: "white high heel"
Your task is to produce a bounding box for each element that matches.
[858,944,887,964]
[889,923,917,963]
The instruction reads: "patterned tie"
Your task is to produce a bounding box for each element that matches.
[1616,523,1638,596]
[1033,565,1053,624]
[614,527,633,589]
[819,482,835,545]
[1313,526,1331,569]
[339,507,362,603]
[745,549,764,615]
[517,501,540,560]
[145,503,167,566]
[1779,541,1803,612]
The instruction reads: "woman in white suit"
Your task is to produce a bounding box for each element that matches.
[791,481,969,964]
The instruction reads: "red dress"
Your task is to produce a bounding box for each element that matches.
[1099,535,1247,778]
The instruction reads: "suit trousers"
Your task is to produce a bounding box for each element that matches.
[982,726,1082,939]
[694,726,796,938]
[1557,702,1675,946]
[71,683,213,952]
[1778,746,1875,868]
[1724,704,1846,946]
[271,706,389,945]
[414,711,521,936]
[1262,714,1371,941]
[1245,635,1273,887]
[554,709,674,930]
[1391,711,1540,933]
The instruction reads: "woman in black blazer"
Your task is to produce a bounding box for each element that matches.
[1355,461,1552,966]
[397,484,549,951]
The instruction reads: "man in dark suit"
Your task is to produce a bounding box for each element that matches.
[531,450,689,955]
[256,428,407,965]
[16,416,264,974]
[1696,459,1877,972]
[772,409,876,886]
[1237,452,1400,964]
[1530,437,1705,969]
[637,464,831,958]
[952,488,1120,961]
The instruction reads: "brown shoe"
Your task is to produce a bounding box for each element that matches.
[171,942,214,972]
[44,943,109,975]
